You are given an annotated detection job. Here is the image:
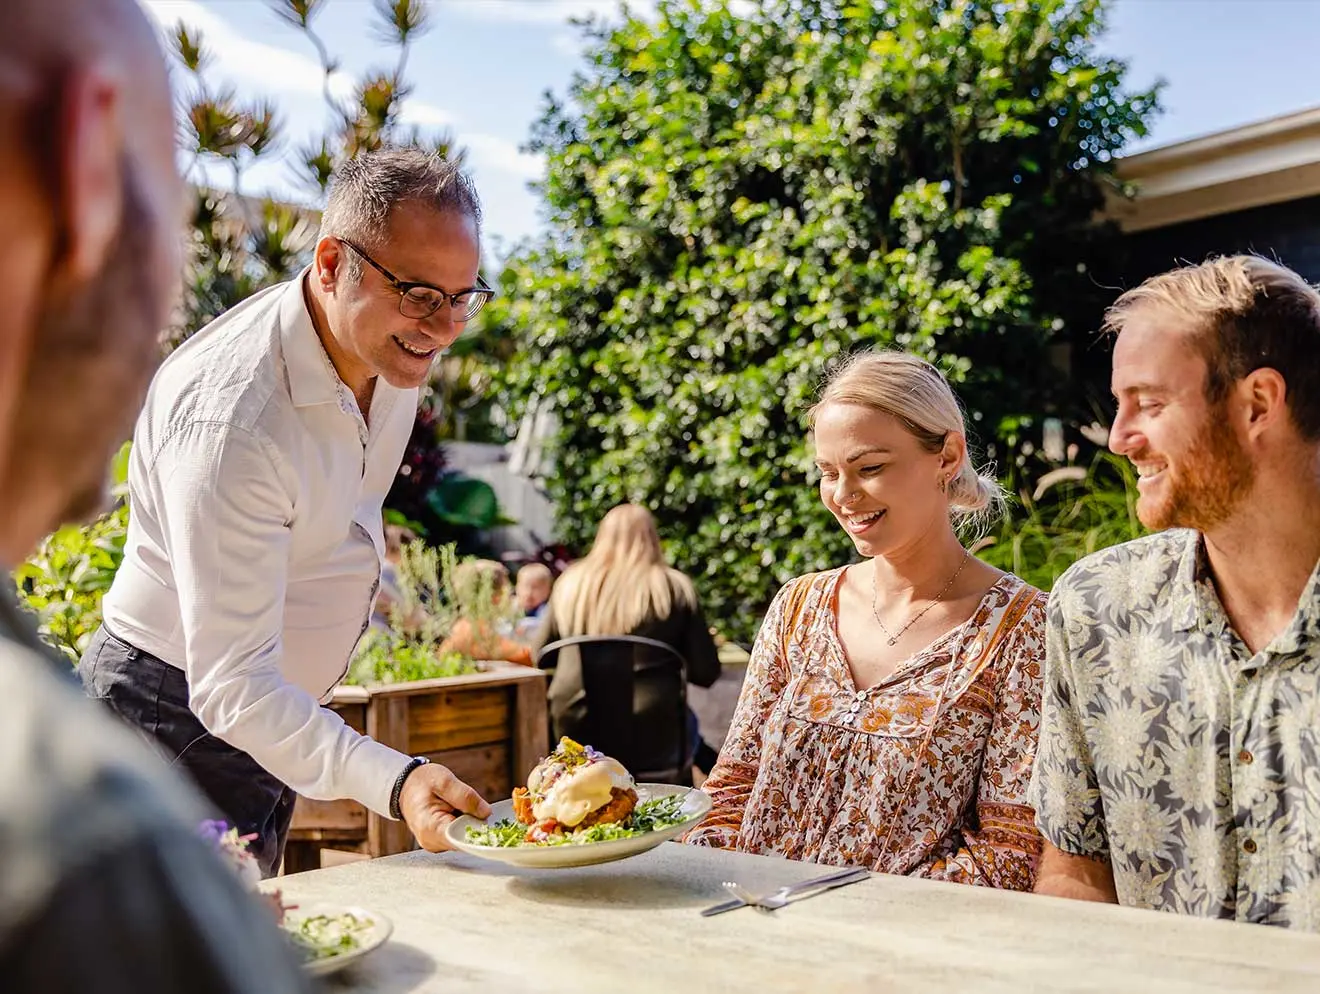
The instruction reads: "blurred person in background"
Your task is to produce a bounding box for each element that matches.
[513,561,553,639]
[440,558,534,666]
[0,0,309,989]
[533,504,723,774]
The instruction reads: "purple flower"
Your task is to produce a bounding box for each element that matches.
[197,819,232,845]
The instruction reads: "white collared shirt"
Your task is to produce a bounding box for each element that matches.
[103,272,416,817]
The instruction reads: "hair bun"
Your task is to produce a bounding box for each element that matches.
[948,463,1006,527]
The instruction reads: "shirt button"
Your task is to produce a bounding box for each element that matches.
[1242,838,1258,854]
[848,701,862,713]
[1238,750,1254,765]
[855,691,866,700]
[841,713,856,725]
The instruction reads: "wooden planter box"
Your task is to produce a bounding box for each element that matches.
[283,664,549,873]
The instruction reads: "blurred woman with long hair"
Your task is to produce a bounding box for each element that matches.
[533,504,721,770]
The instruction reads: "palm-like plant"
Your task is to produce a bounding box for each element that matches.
[166,0,466,354]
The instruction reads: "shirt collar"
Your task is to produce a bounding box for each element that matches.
[1269,555,1320,655]
[279,269,355,411]
[1169,528,1320,654]
[1170,530,1204,633]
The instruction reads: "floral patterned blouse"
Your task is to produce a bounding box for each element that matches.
[685,566,1046,889]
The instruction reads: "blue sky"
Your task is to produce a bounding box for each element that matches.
[141,0,1320,256]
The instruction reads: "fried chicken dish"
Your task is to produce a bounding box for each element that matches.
[511,737,637,843]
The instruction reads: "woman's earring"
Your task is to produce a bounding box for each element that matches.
[939,476,949,494]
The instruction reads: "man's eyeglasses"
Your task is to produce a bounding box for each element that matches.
[338,238,494,322]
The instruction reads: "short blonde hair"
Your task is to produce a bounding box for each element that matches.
[1105,255,1320,438]
[808,350,1005,526]
[515,562,552,590]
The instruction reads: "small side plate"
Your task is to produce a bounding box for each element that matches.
[280,903,393,977]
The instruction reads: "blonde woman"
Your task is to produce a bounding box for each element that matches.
[532,504,721,762]
[685,351,1046,889]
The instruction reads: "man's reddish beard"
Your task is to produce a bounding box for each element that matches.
[1135,402,1254,532]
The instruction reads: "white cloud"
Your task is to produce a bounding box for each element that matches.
[464,133,545,181]
[140,0,354,103]
[398,100,456,129]
[551,29,591,57]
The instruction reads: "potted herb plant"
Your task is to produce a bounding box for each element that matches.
[284,542,549,871]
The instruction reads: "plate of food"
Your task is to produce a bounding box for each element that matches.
[281,903,393,977]
[446,737,712,868]
[201,820,391,977]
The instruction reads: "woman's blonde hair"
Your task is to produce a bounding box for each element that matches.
[808,350,1006,529]
[550,504,697,636]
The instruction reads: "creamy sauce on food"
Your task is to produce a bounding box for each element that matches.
[530,758,633,827]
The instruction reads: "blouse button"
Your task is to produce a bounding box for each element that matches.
[841,713,856,724]
[848,701,862,713]
[855,691,866,700]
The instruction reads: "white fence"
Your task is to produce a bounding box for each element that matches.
[444,441,558,555]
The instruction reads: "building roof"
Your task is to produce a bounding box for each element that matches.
[1109,105,1320,232]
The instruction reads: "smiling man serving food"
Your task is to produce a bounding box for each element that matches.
[79,147,493,874]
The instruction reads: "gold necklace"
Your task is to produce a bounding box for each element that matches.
[870,550,970,647]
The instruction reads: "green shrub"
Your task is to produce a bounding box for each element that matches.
[13,443,131,663]
[488,0,1159,642]
[978,450,1145,591]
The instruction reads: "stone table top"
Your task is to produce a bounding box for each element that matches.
[273,841,1320,993]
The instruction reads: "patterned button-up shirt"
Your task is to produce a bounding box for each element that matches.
[1029,528,1320,929]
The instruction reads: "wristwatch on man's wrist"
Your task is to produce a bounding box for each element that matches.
[388,756,430,820]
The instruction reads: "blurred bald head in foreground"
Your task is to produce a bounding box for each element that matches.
[0,3,310,992]
[0,0,183,564]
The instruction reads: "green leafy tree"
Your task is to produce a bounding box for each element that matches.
[488,0,1159,642]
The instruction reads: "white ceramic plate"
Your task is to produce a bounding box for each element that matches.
[280,903,393,977]
[446,782,712,869]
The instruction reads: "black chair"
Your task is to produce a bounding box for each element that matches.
[535,634,692,786]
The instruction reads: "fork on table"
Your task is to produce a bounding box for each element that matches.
[712,865,870,914]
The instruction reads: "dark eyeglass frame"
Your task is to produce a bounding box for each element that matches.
[338,238,494,321]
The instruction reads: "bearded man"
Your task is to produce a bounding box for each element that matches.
[1029,255,1320,932]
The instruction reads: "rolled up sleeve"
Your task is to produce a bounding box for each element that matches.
[154,422,407,817]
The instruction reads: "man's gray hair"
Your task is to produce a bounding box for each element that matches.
[319,146,482,279]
